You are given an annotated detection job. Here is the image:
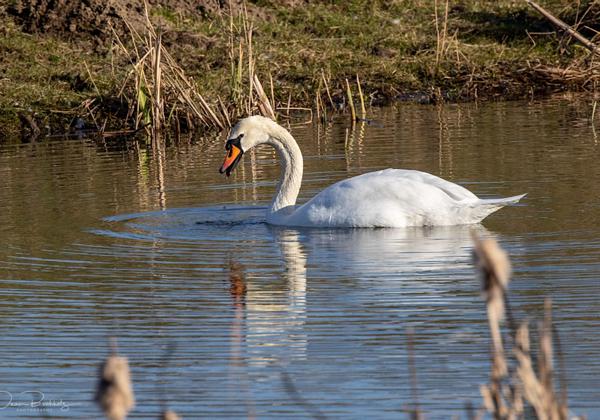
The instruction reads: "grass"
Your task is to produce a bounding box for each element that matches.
[1,1,600,139]
[0,22,110,137]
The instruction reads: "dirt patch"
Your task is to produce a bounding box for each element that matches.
[7,0,128,46]
[4,0,293,47]
[5,0,235,47]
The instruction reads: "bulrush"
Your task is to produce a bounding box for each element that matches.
[472,234,573,420]
[95,338,135,420]
[473,233,511,378]
[473,233,515,418]
[161,410,181,420]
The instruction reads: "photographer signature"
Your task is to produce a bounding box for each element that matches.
[0,390,71,411]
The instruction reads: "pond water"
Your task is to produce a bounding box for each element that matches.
[1,98,599,418]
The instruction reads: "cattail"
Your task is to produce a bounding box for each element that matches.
[515,301,566,420]
[95,339,135,420]
[515,321,546,413]
[472,233,511,378]
[161,410,181,420]
[472,234,512,299]
[473,234,574,419]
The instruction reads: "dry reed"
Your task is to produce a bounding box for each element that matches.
[109,2,281,140]
[345,78,356,123]
[95,338,135,420]
[104,2,382,139]
[356,74,366,119]
[434,0,450,68]
[161,410,181,420]
[472,233,573,420]
[227,3,277,122]
[112,9,225,134]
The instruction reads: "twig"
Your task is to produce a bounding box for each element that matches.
[526,0,600,57]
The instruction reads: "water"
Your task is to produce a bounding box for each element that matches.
[1,98,600,418]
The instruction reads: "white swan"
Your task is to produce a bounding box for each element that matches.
[219,116,525,228]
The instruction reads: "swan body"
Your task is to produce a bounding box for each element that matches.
[219,116,525,228]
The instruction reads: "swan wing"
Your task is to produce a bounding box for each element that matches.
[276,169,480,227]
[365,169,479,201]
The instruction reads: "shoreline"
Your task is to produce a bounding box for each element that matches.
[1,1,599,140]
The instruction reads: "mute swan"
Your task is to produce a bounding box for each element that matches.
[219,116,525,228]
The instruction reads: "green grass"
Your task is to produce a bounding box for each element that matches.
[1,0,598,137]
[0,20,120,137]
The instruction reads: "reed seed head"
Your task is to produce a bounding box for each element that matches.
[161,410,181,420]
[472,234,512,312]
[95,354,135,420]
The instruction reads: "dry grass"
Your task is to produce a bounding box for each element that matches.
[112,2,380,139]
[112,8,226,135]
[107,3,281,141]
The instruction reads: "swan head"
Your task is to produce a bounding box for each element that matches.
[219,116,273,177]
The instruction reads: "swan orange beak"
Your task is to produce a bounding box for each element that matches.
[219,144,243,177]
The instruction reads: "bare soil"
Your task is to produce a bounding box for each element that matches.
[5,0,231,47]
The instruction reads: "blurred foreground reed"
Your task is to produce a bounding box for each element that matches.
[472,233,579,420]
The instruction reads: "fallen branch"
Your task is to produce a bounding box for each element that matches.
[526,0,600,57]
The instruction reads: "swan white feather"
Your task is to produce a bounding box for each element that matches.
[219,116,525,228]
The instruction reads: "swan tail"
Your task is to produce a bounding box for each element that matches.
[469,193,527,222]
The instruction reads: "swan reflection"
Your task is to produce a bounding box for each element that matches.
[239,228,308,366]
[230,222,490,368]
[98,207,490,370]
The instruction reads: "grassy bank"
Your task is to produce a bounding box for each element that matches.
[1,1,599,139]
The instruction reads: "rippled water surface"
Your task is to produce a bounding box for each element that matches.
[1,99,600,418]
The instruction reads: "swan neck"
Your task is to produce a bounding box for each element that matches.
[268,128,303,213]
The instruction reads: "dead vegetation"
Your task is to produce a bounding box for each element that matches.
[404,234,582,420]
[4,1,600,140]
[95,338,135,420]
[472,234,576,420]
[104,3,285,141]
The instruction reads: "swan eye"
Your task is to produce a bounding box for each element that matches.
[225,134,244,150]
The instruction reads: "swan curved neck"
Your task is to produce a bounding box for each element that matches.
[266,127,303,213]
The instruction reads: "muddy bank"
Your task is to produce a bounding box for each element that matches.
[1,0,599,140]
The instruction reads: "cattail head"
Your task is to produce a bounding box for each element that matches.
[472,233,512,378]
[95,340,135,420]
[161,410,181,420]
[472,233,512,310]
